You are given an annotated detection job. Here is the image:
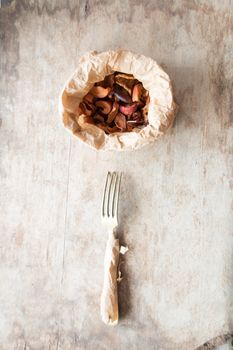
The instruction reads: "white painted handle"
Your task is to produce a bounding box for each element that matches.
[100,230,119,326]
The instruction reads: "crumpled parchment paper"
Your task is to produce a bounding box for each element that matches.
[59,50,177,151]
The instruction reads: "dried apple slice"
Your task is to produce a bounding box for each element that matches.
[107,101,119,124]
[90,86,111,98]
[141,104,149,124]
[95,100,112,115]
[140,87,149,104]
[78,114,94,125]
[126,123,133,132]
[79,102,94,117]
[132,83,143,102]
[114,113,126,130]
[114,72,135,79]
[83,93,95,104]
[106,125,121,133]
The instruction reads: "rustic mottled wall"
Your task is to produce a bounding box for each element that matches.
[0,1,233,349]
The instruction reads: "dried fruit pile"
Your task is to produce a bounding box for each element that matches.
[79,72,150,134]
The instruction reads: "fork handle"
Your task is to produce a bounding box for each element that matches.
[100,230,119,326]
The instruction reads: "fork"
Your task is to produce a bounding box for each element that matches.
[100,171,122,326]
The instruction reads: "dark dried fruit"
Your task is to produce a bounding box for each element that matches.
[113,84,132,103]
[115,72,138,95]
[104,74,115,88]
[93,114,105,123]
[131,111,142,121]
[137,100,145,108]
[126,124,133,132]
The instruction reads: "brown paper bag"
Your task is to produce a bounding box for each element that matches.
[59,50,177,151]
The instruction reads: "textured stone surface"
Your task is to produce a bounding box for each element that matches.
[0,1,233,349]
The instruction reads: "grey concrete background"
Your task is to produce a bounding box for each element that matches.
[0,1,233,349]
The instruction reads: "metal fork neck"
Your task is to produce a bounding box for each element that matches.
[108,228,117,239]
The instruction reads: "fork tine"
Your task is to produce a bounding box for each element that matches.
[113,172,122,219]
[111,172,118,217]
[107,172,115,217]
[102,172,111,217]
